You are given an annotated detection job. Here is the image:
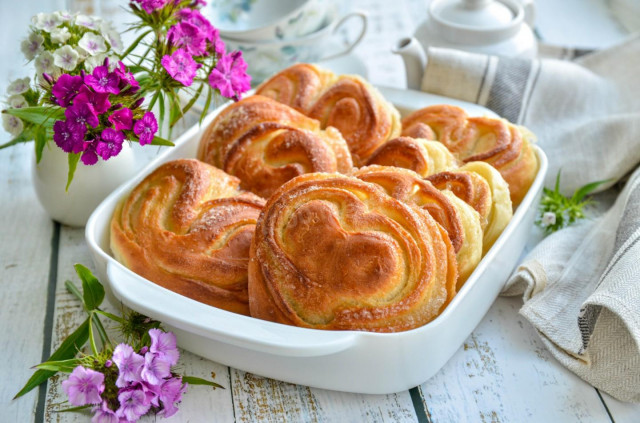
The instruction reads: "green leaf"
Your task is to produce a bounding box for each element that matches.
[66,153,81,192]
[572,179,611,203]
[200,85,213,126]
[65,280,84,304]
[173,84,203,127]
[34,125,46,164]
[119,29,153,60]
[14,318,90,399]
[149,135,174,146]
[181,375,225,389]
[4,106,63,126]
[74,264,104,311]
[554,169,561,192]
[35,358,81,373]
[0,132,31,149]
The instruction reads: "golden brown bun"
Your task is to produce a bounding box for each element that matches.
[249,172,457,332]
[354,165,482,288]
[197,95,352,199]
[256,63,401,166]
[365,136,459,177]
[110,159,265,315]
[401,105,538,205]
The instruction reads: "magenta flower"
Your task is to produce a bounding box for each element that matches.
[178,8,214,39]
[96,128,124,160]
[168,21,207,56]
[141,352,171,386]
[91,401,118,423]
[85,65,121,94]
[115,62,140,93]
[116,387,152,422]
[65,102,100,129]
[208,50,251,99]
[108,108,133,131]
[53,120,85,154]
[133,112,158,146]
[112,343,144,387]
[161,48,200,86]
[148,328,179,366]
[81,140,99,165]
[74,86,111,114]
[61,366,105,406]
[135,0,167,14]
[52,74,83,107]
[158,377,187,418]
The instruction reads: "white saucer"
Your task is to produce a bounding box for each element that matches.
[315,53,368,79]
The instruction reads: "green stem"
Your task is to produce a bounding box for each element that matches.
[65,280,85,307]
[92,312,111,349]
[119,29,153,61]
[95,309,126,324]
[88,314,99,356]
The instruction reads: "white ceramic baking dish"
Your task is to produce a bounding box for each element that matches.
[86,87,548,394]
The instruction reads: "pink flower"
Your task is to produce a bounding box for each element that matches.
[157,377,187,418]
[108,108,133,131]
[53,120,85,154]
[148,329,179,366]
[112,343,144,388]
[65,102,100,129]
[116,387,151,422]
[133,112,158,146]
[141,352,171,386]
[208,50,251,100]
[168,21,207,56]
[91,401,118,423]
[52,74,83,107]
[115,61,139,93]
[161,48,200,86]
[134,0,167,14]
[81,140,99,165]
[96,128,124,160]
[61,366,104,406]
[74,86,111,114]
[85,64,121,94]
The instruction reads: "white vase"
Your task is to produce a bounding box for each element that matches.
[31,142,137,227]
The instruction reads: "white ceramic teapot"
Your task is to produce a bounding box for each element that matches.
[394,0,537,89]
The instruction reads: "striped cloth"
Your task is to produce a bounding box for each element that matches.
[418,35,640,402]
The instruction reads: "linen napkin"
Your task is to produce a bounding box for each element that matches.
[417,35,640,402]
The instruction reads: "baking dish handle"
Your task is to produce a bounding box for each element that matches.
[106,261,358,357]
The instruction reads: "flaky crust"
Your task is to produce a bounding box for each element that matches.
[110,159,265,315]
[197,95,352,199]
[354,165,482,288]
[256,64,401,166]
[249,172,457,332]
[401,105,538,205]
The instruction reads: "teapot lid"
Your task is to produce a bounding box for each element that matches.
[429,0,524,45]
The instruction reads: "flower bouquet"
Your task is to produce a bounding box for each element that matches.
[1,0,251,190]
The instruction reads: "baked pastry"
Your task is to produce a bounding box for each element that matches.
[249,172,457,332]
[401,104,538,205]
[110,159,265,315]
[365,136,458,177]
[354,165,482,287]
[256,63,401,166]
[428,162,512,254]
[197,95,352,199]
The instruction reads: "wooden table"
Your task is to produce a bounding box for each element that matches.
[2,0,639,421]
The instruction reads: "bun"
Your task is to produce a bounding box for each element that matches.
[256,63,401,166]
[402,105,537,205]
[110,159,264,315]
[197,95,352,198]
[249,172,457,332]
[365,136,458,176]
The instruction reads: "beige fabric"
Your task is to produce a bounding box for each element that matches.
[418,36,640,402]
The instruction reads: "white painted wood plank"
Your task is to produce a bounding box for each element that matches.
[0,145,53,422]
[44,228,235,422]
[419,296,612,422]
[600,392,640,423]
[230,369,418,423]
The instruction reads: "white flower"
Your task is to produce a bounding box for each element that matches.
[20,32,44,61]
[6,77,30,95]
[100,24,124,54]
[53,45,80,71]
[541,212,557,226]
[50,27,71,44]
[7,95,28,109]
[2,114,24,137]
[84,53,107,72]
[78,32,107,56]
[75,14,100,30]
[32,12,62,33]
[53,11,72,22]
[35,51,57,75]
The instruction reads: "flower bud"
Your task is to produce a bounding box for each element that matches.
[139,346,149,355]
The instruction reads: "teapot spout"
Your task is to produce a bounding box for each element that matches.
[392,37,427,90]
